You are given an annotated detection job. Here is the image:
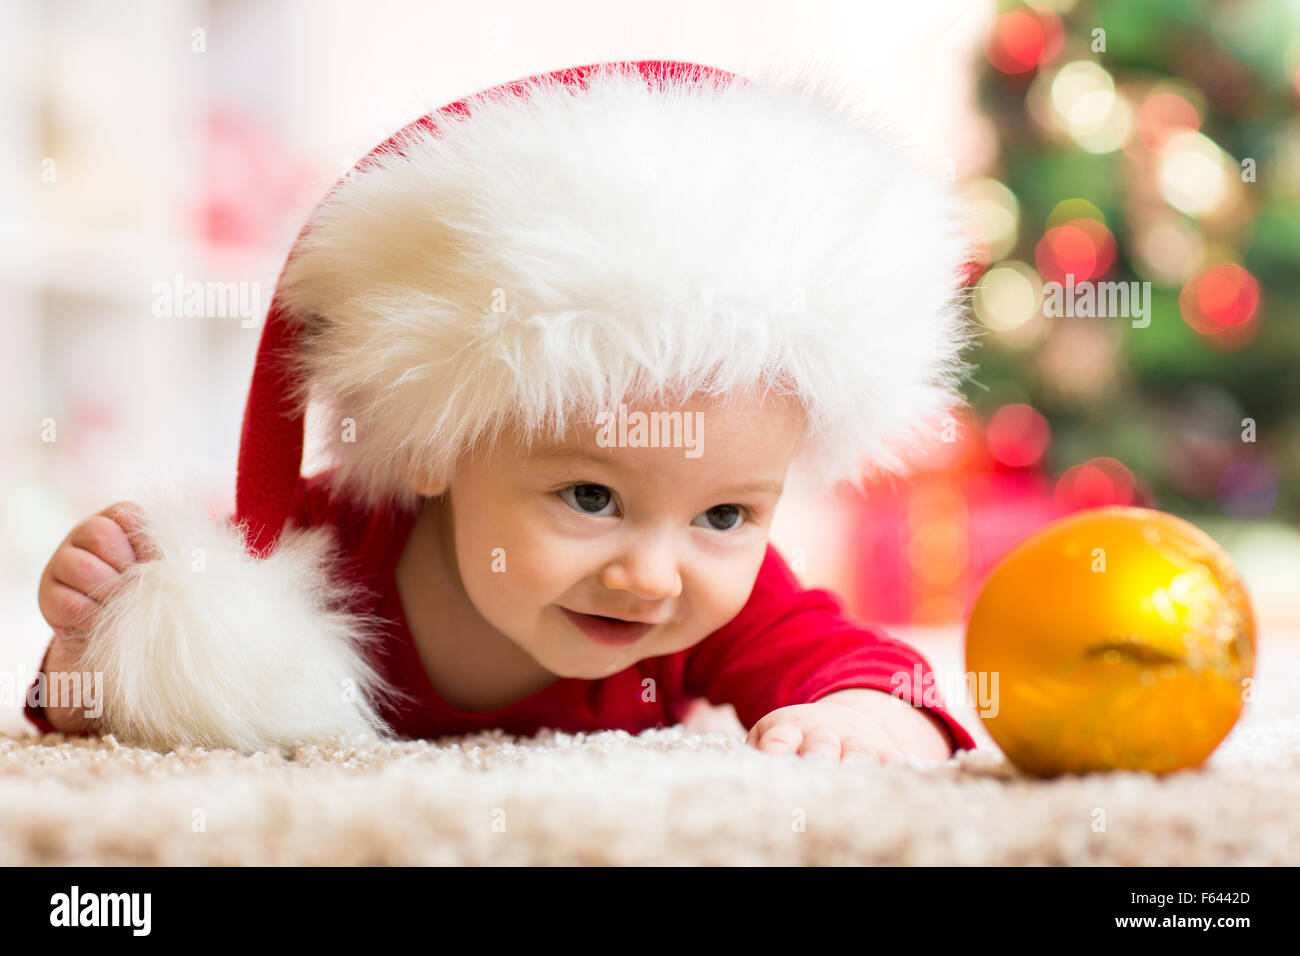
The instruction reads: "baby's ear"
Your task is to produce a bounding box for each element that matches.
[400,453,446,498]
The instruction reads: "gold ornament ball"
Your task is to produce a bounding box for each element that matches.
[965,506,1255,777]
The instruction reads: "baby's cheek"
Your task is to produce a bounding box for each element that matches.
[495,530,579,597]
[458,527,531,603]
[691,577,754,632]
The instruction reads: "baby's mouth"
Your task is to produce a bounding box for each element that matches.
[559,607,657,646]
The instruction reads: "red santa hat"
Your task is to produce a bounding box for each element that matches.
[75,60,975,753]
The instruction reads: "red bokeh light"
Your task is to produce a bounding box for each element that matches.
[1136,92,1200,151]
[1179,264,1260,348]
[986,404,1051,468]
[913,407,989,473]
[1054,457,1136,509]
[986,6,1064,75]
[1034,219,1117,284]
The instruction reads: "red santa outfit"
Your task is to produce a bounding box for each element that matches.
[27,60,979,755]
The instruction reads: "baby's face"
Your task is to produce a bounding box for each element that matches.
[436,390,806,679]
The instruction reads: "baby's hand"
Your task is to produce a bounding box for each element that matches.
[38,502,156,636]
[35,502,157,732]
[746,688,952,763]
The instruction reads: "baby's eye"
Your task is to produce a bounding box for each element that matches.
[691,505,746,533]
[559,483,618,517]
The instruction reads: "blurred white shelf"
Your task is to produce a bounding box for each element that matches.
[1,223,278,311]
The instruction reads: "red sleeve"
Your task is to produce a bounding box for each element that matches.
[23,640,97,738]
[23,642,57,734]
[683,544,978,755]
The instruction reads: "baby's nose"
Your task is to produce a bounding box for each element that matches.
[601,549,683,601]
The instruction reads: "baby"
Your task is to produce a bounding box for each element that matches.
[27,60,978,760]
[35,387,967,761]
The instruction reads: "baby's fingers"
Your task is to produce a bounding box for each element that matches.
[841,728,904,764]
[796,727,844,763]
[65,513,136,576]
[96,502,159,564]
[841,737,891,764]
[38,574,103,635]
[749,722,804,756]
[43,544,123,612]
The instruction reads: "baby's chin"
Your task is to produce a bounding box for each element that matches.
[535,626,707,679]
[533,648,649,680]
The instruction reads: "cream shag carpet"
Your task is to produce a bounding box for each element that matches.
[3,630,1299,866]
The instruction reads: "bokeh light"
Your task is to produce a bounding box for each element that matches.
[972,260,1043,332]
[1035,218,1116,283]
[908,513,968,587]
[986,5,1065,75]
[1157,129,1232,217]
[1045,197,1104,228]
[1217,461,1278,519]
[1179,263,1260,345]
[1287,35,1300,99]
[1055,457,1137,509]
[962,178,1020,263]
[905,481,970,623]
[1036,319,1122,404]
[986,404,1051,467]
[1136,87,1201,151]
[1132,215,1206,285]
[1027,58,1131,152]
[1051,61,1113,128]
[1074,91,1132,153]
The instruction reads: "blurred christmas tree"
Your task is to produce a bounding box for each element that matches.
[965,0,1300,522]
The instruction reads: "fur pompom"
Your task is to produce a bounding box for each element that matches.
[74,490,401,754]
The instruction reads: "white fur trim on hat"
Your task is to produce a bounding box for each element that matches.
[72,489,405,753]
[278,62,975,513]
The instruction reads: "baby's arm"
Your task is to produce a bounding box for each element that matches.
[684,544,977,762]
[33,502,155,735]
